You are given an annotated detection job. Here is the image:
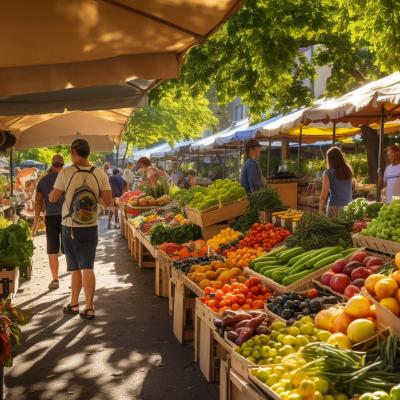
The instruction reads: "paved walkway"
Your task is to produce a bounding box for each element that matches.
[5,218,218,400]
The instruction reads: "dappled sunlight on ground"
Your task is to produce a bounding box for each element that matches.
[5,218,217,400]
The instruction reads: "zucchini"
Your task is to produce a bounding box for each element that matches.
[264,266,289,278]
[313,254,343,269]
[259,265,284,275]
[266,245,288,256]
[307,246,343,267]
[282,270,310,286]
[288,249,318,266]
[290,247,331,270]
[341,248,358,257]
[278,247,304,262]
[271,270,289,283]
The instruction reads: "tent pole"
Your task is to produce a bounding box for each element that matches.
[377,105,385,202]
[266,138,272,179]
[196,149,200,176]
[297,127,303,178]
[332,122,336,147]
[223,146,227,178]
[9,149,13,197]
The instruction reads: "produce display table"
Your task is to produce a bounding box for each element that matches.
[133,229,157,269]
[155,251,172,297]
[266,179,298,209]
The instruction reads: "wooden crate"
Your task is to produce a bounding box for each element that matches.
[220,358,231,400]
[194,299,229,382]
[201,223,230,241]
[169,267,181,317]
[229,369,265,400]
[0,268,19,298]
[155,251,172,297]
[134,230,157,269]
[248,366,282,400]
[230,348,257,380]
[187,197,249,228]
[352,233,400,255]
[172,270,201,343]
[266,180,298,209]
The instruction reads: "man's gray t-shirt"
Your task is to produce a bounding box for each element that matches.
[37,172,63,216]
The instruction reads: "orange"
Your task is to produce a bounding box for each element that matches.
[344,295,371,318]
[379,297,400,316]
[375,278,398,299]
[395,252,400,269]
[396,288,400,303]
[365,274,385,294]
[392,270,400,286]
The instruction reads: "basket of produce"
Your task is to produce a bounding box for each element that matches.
[185,179,248,227]
[171,255,224,275]
[341,198,384,222]
[314,250,393,300]
[271,209,304,232]
[265,289,340,324]
[353,233,400,256]
[206,227,242,253]
[150,223,202,246]
[247,245,358,294]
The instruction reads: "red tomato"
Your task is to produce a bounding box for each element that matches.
[231,303,240,311]
[215,290,224,301]
[221,284,231,294]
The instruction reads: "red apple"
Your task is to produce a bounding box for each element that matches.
[331,259,348,273]
[343,261,362,276]
[330,273,351,294]
[351,267,371,281]
[344,285,361,298]
[352,278,366,288]
[369,264,384,273]
[366,257,384,269]
[350,252,368,263]
[320,271,335,286]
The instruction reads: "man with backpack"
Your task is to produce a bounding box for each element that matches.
[49,139,112,320]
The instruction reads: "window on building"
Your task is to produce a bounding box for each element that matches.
[234,104,245,121]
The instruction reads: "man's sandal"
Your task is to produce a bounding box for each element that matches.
[80,309,95,321]
[63,304,79,315]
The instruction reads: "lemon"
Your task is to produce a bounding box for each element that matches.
[291,371,307,387]
[317,330,331,342]
[287,394,303,400]
[269,348,278,358]
[274,342,283,350]
[296,335,309,347]
[282,335,296,346]
[242,347,252,357]
[261,346,271,358]
[278,333,286,343]
[314,377,330,394]
[281,345,296,356]
[255,369,269,382]
[299,316,314,325]
[252,350,261,360]
[267,374,280,386]
[273,366,286,376]
[254,336,262,345]
[288,326,301,336]
[299,380,315,397]
[300,324,314,335]
[272,320,287,331]
[274,356,283,364]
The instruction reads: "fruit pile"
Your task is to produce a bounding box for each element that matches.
[235,317,331,365]
[319,251,386,298]
[189,179,246,211]
[250,245,356,286]
[364,268,400,316]
[214,311,272,345]
[187,260,247,290]
[226,247,265,268]
[315,294,377,346]
[266,290,339,323]
[159,240,208,260]
[207,227,242,252]
[200,277,272,314]
[172,255,224,274]
[237,223,291,252]
[362,200,400,241]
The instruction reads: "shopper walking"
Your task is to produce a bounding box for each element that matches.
[319,147,353,218]
[32,155,64,290]
[240,139,265,193]
[383,145,400,204]
[108,169,124,229]
[122,161,135,191]
[49,139,112,320]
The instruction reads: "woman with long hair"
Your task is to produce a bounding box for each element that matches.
[319,147,353,218]
[383,145,400,204]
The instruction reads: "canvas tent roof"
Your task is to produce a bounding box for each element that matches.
[0,108,133,151]
[0,0,244,96]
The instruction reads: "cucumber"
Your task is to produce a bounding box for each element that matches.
[278,247,304,262]
[313,254,344,269]
[288,249,317,266]
[290,247,331,270]
[259,265,284,275]
[341,248,358,257]
[271,270,289,283]
[266,245,288,256]
[264,266,289,278]
[307,246,343,267]
[282,270,310,286]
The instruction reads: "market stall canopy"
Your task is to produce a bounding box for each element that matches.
[304,72,400,125]
[0,0,244,96]
[133,142,172,161]
[191,119,249,150]
[0,108,133,151]
[0,80,148,115]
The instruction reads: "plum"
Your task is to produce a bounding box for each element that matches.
[320,271,335,286]
[332,259,348,273]
[344,285,361,298]
[351,278,365,288]
[343,261,362,276]
[351,267,371,281]
[330,273,351,294]
[366,257,384,269]
[350,252,368,263]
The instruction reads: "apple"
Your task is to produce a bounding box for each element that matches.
[330,274,351,294]
[350,252,368,263]
[320,271,335,286]
[343,261,362,276]
[332,259,348,274]
[366,257,384,269]
[369,264,384,273]
[352,278,366,288]
[344,285,361,298]
[351,267,371,281]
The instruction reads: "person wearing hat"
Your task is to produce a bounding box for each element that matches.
[240,139,265,193]
[32,154,65,290]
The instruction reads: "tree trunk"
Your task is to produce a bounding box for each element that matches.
[121,142,130,169]
[361,125,379,184]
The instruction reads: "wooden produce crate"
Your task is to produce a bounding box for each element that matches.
[220,358,231,400]
[194,299,230,382]
[230,347,257,380]
[248,366,281,400]
[266,180,298,209]
[245,266,329,295]
[172,269,204,344]
[352,233,400,255]
[201,223,230,241]
[229,369,265,400]
[134,230,157,269]
[0,268,19,298]
[155,251,172,297]
[187,197,249,228]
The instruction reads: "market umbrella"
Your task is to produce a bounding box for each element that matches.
[0,0,244,96]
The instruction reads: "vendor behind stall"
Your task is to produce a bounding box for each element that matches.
[319,147,353,218]
[383,145,400,204]
[240,139,265,193]
[136,157,169,187]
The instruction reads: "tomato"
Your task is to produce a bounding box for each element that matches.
[245,298,253,305]
[249,277,261,286]
[231,282,241,290]
[236,294,246,305]
[308,288,319,299]
[252,300,265,309]
[256,295,266,301]
[231,303,240,311]
[207,299,216,308]
[204,287,213,295]
[219,300,230,308]
[241,304,251,310]
[221,284,231,294]
[215,290,224,301]
[240,286,249,295]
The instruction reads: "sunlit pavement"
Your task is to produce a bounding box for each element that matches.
[5,218,218,400]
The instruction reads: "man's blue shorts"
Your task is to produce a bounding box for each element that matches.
[62,225,98,271]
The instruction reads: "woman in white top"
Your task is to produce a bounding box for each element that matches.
[383,145,400,203]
